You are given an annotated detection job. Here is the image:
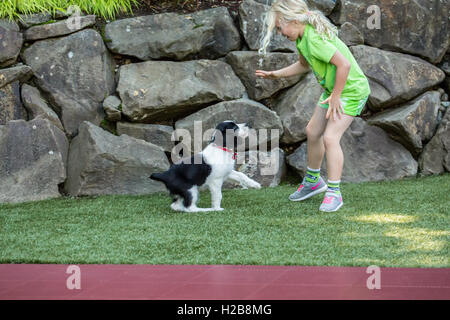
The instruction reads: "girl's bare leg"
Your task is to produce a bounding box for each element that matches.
[306,106,328,169]
[323,114,355,181]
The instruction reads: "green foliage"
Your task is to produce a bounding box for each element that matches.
[0,0,139,21]
[0,0,20,20]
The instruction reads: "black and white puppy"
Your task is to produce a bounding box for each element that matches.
[150,121,261,212]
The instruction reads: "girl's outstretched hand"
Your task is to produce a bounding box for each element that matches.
[255,70,279,79]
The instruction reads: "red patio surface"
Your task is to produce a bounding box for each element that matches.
[0,264,448,300]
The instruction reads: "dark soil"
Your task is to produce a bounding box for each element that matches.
[116,0,243,19]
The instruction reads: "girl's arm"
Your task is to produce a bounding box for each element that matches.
[255,54,310,79]
[321,50,351,120]
[329,51,351,98]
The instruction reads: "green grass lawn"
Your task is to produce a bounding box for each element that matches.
[0,174,449,267]
[0,0,138,20]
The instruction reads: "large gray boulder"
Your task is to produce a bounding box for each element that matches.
[24,15,96,41]
[104,7,241,61]
[22,29,116,137]
[116,122,175,153]
[286,117,418,183]
[239,0,297,52]
[351,45,445,111]
[0,81,27,125]
[272,72,322,144]
[0,118,68,203]
[117,60,245,123]
[174,99,284,153]
[330,0,450,64]
[419,110,450,175]
[65,121,170,196]
[226,51,301,100]
[0,19,23,68]
[21,84,64,131]
[368,91,441,157]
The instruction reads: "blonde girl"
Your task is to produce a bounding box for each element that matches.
[256,0,371,212]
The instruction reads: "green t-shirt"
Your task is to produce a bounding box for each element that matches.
[296,24,371,99]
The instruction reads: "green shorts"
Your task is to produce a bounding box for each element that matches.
[318,92,369,117]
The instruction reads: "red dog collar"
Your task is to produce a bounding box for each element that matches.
[214,145,237,160]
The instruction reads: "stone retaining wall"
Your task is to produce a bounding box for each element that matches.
[0,0,448,203]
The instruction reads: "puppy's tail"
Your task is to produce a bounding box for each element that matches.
[149,172,168,184]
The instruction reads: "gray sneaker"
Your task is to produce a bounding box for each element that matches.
[289,176,328,201]
[319,191,344,212]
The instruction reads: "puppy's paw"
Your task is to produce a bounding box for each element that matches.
[213,207,224,211]
[249,180,262,189]
[239,182,249,189]
[170,202,183,211]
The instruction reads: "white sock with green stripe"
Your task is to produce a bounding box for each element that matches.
[305,167,320,183]
[327,180,341,195]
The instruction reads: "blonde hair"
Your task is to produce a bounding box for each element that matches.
[258,0,338,55]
